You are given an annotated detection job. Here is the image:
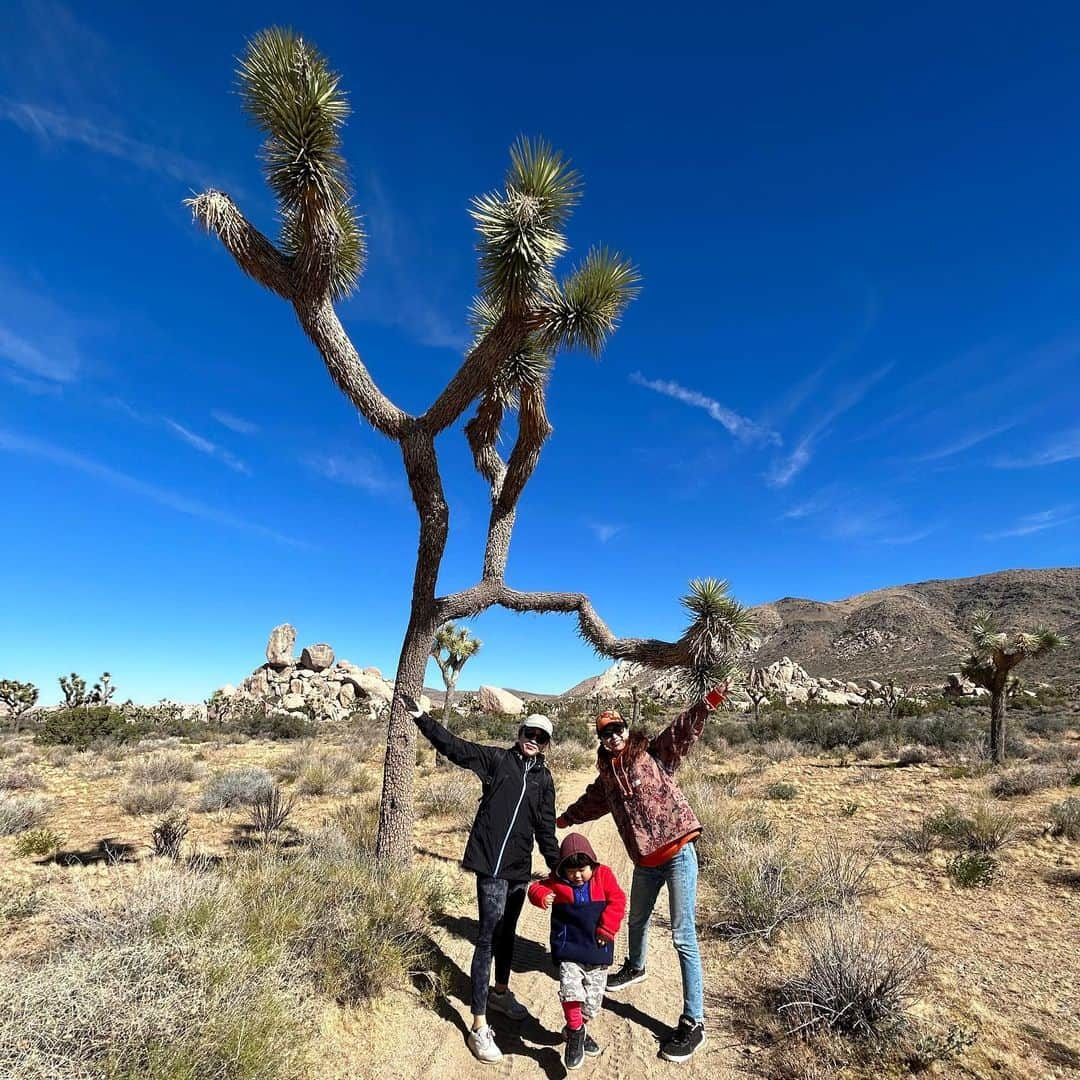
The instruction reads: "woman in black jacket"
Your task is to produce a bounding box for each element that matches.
[402,694,560,1065]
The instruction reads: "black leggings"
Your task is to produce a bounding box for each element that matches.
[471,875,527,1016]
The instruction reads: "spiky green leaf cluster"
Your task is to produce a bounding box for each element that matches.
[678,578,755,700]
[538,248,641,357]
[963,609,1065,684]
[469,296,552,407]
[239,28,364,299]
[471,138,580,314]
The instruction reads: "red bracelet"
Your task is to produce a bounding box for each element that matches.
[703,684,727,710]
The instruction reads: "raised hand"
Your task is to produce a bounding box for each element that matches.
[398,692,425,718]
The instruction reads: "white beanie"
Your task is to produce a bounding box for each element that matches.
[521,713,553,739]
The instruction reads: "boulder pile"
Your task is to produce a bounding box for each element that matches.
[211,624,429,723]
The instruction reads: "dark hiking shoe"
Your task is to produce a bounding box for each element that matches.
[605,958,646,992]
[562,1026,601,1056]
[659,1015,706,1063]
[565,1025,586,1070]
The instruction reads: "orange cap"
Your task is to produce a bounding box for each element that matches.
[595,709,624,733]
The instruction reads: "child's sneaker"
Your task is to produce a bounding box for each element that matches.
[467,1025,503,1064]
[562,1025,601,1055]
[564,1025,586,1070]
[605,957,646,991]
[487,987,528,1020]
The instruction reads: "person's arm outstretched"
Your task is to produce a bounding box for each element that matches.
[649,684,728,772]
[399,693,498,779]
[556,776,609,829]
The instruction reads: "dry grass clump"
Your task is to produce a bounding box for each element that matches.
[13,827,62,858]
[198,766,275,811]
[897,802,1017,855]
[131,749,199,784]
[1048,797,1080,839]
[0,766,43,790]
[0,792,49,835]
[778,910,929,1039]
[416,771,478,829]
[760,738,801,763]
[897,745,932,766]
[150,810,189,860]
[988,764,1067,799]
[276,745,367,796]
[118,780,181,816]
[249,785,296,844]
[0,828,456,1079]
[544,740,595,772]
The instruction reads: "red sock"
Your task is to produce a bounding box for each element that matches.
[562,1001,584,1030]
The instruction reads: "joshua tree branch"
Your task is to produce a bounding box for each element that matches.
[465,395,507,491]
[186,190,295,299]
[295,296,409,439]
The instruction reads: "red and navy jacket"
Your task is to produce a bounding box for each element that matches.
[528,864,626,966]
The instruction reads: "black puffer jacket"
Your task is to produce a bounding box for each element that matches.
[415,713,559,881]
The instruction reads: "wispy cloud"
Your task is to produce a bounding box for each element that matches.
[588,522,623,543]
[994,427,1080,469]
[912,421,1017,463]
[1,99,207,184]
[349,174,469,352]
[162,419,251,475]
[0,428,308,547]
[212,410,259,436]
[781,485,935,544]
[630,373,780,446]
[985,506,1078,540]
[304,452,397,494]
[766,365,892,488]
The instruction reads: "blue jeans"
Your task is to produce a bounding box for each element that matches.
[627,842,703,1022]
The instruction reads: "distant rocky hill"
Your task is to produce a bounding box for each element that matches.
[565,568,1079,698]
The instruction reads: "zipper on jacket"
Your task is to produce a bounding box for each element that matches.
[493,756,533,876]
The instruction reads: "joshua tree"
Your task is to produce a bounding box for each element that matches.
[0,679,38,730]
[882,678,906,722]
[747,667,769,723]
[961,611,1064,765]
[188,29,752,863]
[431,623,482,724]
[89,672,116,706]
[59,672,87,709]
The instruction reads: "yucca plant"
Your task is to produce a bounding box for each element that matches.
[430,622,482,724]
[188,29,749,864]
[961,611,1065,765]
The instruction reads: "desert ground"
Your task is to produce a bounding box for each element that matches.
[1,701,1078,1080]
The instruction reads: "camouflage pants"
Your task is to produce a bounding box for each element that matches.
[558,961,608,1020]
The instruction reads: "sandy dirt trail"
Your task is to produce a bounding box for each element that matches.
[364,771,749,1080]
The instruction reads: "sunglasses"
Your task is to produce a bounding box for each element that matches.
[599,724,627,741]
[519,727,550,745]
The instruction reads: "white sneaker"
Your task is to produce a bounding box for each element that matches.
[468,1025,503,1064]
[487,987,529,1020]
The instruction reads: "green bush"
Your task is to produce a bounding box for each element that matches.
[13,827,61,858]
[34,707,139,749]
[766,782,798,801]
[947,851,999,888]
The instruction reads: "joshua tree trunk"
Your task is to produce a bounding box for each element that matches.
[442,681,458,724]
[989,674,1008,766]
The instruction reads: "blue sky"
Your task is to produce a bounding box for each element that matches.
[2,2,1078,704]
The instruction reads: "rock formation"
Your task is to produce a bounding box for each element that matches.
[478,685,524,715]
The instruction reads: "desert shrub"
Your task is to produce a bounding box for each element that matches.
[947,851,999,887]
[713,718,752,746]
[131,749,199,784]
[1020,710,1068,736]
[988,764,1066,799]
[544,740,595,772]
[1048,797,1080,839]
[896,821,937,855]
[118,781,180,816]
[853,740,881,761]
[0,885,41,922]
[42,745,74,767]
[1072,771,1080,787]
[0,766,43,790]
[294,751,357,796]
[151,810,190,860]
[813,841,876,908]
[700,832,817,941]
[417,772,477,829]
[249,786,296,844]
[766,781,798,801]
[325,800,379,856]
[273,744,312,784]
[34,706,140,749]
[839,801,859,817]
[900,1022,980,1072]
[897,745,931,766]
[760,738,801,763]
[778,910,929,1039]
[924,805,975,845]
[13,827,61,858]
[199,767,275,811]
[964,802,1019,852]
[899,802,1016,856]
[0,792,49,835]
[0,865,310,1080]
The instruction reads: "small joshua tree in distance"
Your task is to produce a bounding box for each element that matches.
[961,610,1064,765]
[58,673,87,709]
[90,673,116,706]
[0,680,39,731]
[431,623,482,724]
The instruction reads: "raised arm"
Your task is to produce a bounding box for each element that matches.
[401,694,497,779]
[649,684,728,771]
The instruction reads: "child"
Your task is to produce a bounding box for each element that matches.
[528,833,626,1070]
